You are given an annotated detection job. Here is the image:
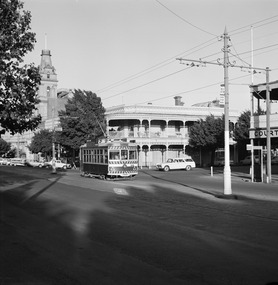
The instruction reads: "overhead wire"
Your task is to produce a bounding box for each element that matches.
[99,38,219,95]
[100,10,278,104]
[154,0,217,37]
[229,14,278,36]
[138,73,252,105]
[102,65,193,101]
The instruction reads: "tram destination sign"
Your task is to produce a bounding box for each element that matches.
[249,128,278,139]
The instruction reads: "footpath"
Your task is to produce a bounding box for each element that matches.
[200,167,278,202]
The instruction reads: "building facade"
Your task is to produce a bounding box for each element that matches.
[2,49,71,160]
[105,98,239,167]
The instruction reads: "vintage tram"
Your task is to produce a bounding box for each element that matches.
[80,139,138,180]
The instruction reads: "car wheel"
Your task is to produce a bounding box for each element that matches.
[185,165,192,171]
[164,165,170,172]
[63,165,67,170]
[38,164,42,168]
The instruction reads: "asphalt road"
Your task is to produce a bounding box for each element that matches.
[1,166,278,285]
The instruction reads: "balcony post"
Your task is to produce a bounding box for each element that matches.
[266,67,271,183]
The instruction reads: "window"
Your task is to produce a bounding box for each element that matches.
[129,150,137,160]
[109,150,120,160]
[121,149,128,160]
[99,149,104,163]
[104,149,108,164]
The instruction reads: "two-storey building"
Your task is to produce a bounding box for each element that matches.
[105,97,239,167]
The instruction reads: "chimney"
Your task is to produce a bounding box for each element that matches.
[174,96,184,106]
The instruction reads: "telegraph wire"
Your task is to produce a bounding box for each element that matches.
[154,0,217,37]
[99,13,278,102]
[98,37,219,94]
[102,66,192,101]
[102,41,277,102]
[97,60,175,93]
[98,14,278,95]
[138,73,252,105]
[229,14,278,36]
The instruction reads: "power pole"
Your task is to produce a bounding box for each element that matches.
[223,27,232,194]
[177,27,270,194]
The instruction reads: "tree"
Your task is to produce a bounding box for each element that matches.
[0,138,11,156]
[0,0,41,135]
[58,89,106,157]
[188,115,225,165]
[28,129,53,157]
[234,110,250,142]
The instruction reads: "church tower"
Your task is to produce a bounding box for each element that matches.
[37,48,58,124]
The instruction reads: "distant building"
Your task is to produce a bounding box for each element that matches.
[2,49,72,160]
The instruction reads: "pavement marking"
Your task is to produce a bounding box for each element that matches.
[113,188,129,195]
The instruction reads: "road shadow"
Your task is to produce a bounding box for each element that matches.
[1,171,278,284]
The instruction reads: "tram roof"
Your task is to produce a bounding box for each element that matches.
[82,139,137,148]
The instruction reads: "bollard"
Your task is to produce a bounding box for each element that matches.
[211,166,213,176]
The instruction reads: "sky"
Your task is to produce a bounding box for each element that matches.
[23,0,278,113]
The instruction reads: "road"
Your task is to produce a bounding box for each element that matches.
[1,166,278,285]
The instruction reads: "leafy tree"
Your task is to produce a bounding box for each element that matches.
[58,89,106,157]
[0,0,41,135]
[189,115,225,165]
[0,138,11,156]
[28,129,53,157]
[234,110,250,142]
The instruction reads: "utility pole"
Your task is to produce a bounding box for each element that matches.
[223,27,232,194]
[177,27,271,194]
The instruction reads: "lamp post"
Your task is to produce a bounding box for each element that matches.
[51,107,56,174]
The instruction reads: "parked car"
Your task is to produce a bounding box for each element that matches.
[44,159,67,169]
[240,155,259,165]
[26,160,44,168]
[0,158,11,165]
[10,158,26,166]
[156,157,196,171]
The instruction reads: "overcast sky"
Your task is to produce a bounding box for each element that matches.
[23,0,278,112]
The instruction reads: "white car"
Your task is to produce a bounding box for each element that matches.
[26,160,44,167]
[44,159,68,169]
[156,157,196,172]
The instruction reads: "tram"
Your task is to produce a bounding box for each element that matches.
[80,138,138,180]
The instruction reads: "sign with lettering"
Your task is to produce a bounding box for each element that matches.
[249,128,278,139]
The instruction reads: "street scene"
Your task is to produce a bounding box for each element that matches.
[1,1,278,285]
[1,165,278,285]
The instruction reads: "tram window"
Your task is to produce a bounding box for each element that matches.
[129,150,137,159]
[88,149,92,163]
[121,149,128,160]
[99,149,104,163]
[109,150,120,160]
[104,149,108,164]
